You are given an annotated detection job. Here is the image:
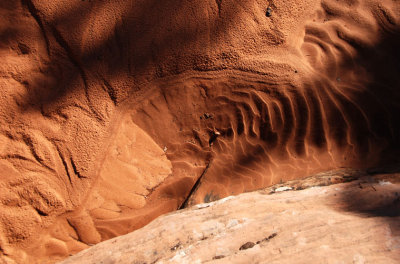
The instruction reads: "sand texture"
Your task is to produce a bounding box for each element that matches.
[60,173,400,264]
[0,0,400,262]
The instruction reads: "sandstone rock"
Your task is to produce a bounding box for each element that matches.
[60,174,400,263]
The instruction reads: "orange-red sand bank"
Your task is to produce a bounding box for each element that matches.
[0,0,399,263]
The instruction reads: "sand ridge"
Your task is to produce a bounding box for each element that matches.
[0,0,399,263]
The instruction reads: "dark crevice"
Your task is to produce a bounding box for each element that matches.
[102,78,118,105]
[70,157,86,179]
[21,134,55,172]
[215,0,222,16]
[21,0,50,55]
[34,207,48,217]
[1,154,31,161]
[50,25,87,88]
[179,160,212,209]
[55,146,72,185]
[50,25,104,122]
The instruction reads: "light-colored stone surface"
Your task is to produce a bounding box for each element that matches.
[60,174,400,264]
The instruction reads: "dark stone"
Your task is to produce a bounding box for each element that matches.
[204,113,213,119]
[266,7,272,17]
[170,242,181,251]
[239,241,255,250]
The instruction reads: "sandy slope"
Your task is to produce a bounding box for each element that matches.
[0,0,399,263]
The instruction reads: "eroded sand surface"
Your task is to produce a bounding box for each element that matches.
[0,0,400,263]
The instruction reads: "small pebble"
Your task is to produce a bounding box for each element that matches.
[275,186,293,192]
[204,113,213,119]
[379,180,392,186]
[266,7,272,17]
[239,242,255,250]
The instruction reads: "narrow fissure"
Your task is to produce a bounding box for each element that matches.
[178,160,212,209]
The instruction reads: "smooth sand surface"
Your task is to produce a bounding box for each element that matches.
[0,0,399,262]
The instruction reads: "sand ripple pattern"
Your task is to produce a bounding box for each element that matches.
[0,0,399,263]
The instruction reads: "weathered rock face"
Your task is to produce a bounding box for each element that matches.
[60,173,400,264]
[1,0,400,262]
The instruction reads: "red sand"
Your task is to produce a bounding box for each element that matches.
[0,0,399,262]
